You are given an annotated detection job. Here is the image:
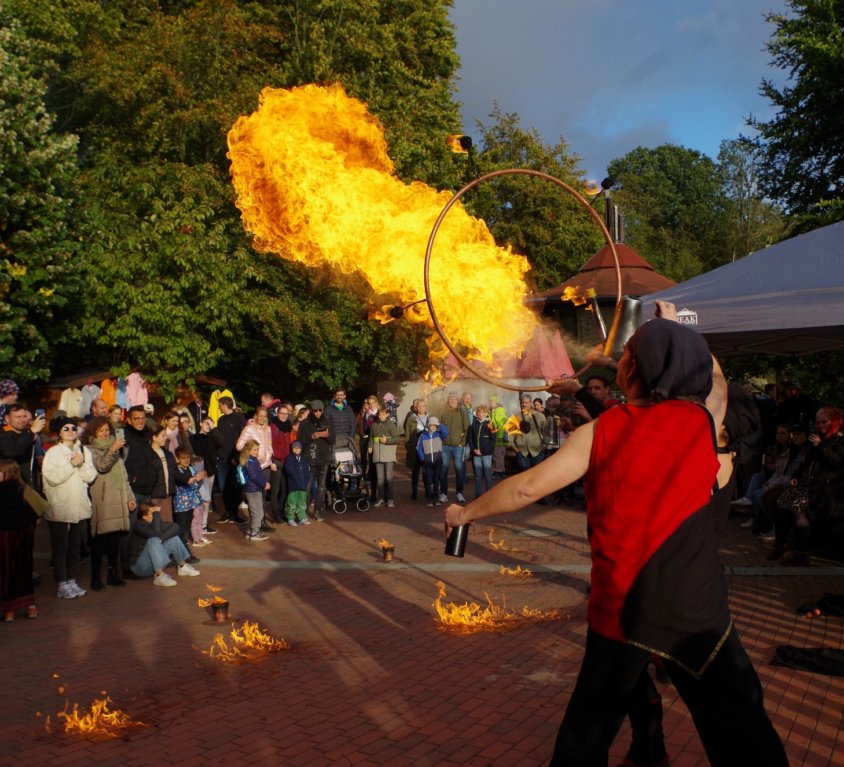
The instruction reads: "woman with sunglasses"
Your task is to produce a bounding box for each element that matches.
[41,417,97,599]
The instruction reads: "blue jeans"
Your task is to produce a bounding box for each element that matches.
[472,454,493,497]
[130,537,191,577]
[440,444,466,496]
[516,451,544,472]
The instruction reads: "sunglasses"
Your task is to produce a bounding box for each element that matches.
[61,425,79,432]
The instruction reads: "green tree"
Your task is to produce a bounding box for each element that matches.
[607,145,731,281]
[0,13,79,382]
[717,139,790,261]
[748,0,844,223]
[14,0,464,394]
[462,106,603,291]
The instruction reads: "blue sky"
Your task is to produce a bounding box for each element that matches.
[450,0,790,180]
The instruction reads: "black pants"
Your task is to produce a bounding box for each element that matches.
[91,530,121,582]
[48,520,83,583]
[550,627,788,767]
[269,464,286,519]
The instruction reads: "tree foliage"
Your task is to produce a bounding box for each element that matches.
[4,0,462,397]
[748,0,844,223]
[462,107,603,291]
[607,145,732,281]
[0,11,79,381]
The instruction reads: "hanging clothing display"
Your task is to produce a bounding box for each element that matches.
[100,378,118,407]
[126,372,148,407]
[58,388,83,418]
[79,383,101,417]
[116,378,128,409]
[208,389,235,424]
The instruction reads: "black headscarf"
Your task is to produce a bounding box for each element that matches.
[626,318,713,403]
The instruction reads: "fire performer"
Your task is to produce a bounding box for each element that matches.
[444,302,788,767]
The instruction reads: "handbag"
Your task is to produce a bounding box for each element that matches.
[23,484,50,517]
[777,482,809,525]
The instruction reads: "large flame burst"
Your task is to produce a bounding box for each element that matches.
[227,83,540,368]
[433,581,561,635]
[48,697,147,738]
[203,620,291,663]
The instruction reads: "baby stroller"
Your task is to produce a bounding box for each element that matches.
[328,436,371,514]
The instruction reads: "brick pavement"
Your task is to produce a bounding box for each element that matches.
[2,475,843,766]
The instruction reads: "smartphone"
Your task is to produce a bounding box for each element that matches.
[35,408,45,419]
[115,427,125,441]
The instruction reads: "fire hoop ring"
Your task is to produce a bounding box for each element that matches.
[424,168,622,393]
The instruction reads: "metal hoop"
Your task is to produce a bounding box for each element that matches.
[423,168,622,392]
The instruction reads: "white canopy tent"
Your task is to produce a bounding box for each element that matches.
[641,221,844,355]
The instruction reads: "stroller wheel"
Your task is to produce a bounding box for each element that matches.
[333,500,347,515]
[356,497,370,513]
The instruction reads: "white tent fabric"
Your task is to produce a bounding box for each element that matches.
[640,221,844,355]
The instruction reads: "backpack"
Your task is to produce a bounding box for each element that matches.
[236,464,248,486]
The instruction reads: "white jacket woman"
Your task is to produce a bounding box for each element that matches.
[42,435,97,523]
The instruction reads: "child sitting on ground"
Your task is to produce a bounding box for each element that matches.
[174,447,210,547]
[417,416,448,507]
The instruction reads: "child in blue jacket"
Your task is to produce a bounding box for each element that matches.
[416,417,448,507]
[239,440,269,541]
[283,441,311,526]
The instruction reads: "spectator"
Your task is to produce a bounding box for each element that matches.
[127,504,200,587]
[283,441,311,526]
[173,447,209,548]
[468,404,496,497]
[0,460,38,620]
[269,405,293,521]
[356,395,379,500]
[235,406,276,531]
[0,404,46,485]
[776,381,817,431]
[417,417,448,507]
[439,392,469,504]
[489,395,509,479]
[325,388,356,445]
[86,398,108,421]
[83,416,134,591]
[148,425,177,523]
[41,417,97,599]
[215,396,247,525]
[0,379,19,425]
[511,394,547,472]
[297,400,331,522]
[369,406,399,507]
[190,417,221,534]
[403,399,428,500]
[239,440,270,542]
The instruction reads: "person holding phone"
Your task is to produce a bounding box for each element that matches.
[0,404,46,485]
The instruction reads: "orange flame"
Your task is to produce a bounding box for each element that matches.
[499,565,533,577]
[227,83,540,370]
[55,697,146,738]
[375,538,393,549]
[433,581,561,634]
[198,583,228,608]
[488,529,530,557]
[561,286,589,306]
[203,621,291,663]
[206,584,224,592]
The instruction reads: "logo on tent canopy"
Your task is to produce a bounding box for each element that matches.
[677,308,698,325]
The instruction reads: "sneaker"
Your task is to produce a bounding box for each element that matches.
[67,580,87,598]
[153,572,178,587]
[730,497,752,508]
[246,532,269,542]
[177,563,201,577]
[299,519,311,526]
[57,582,77,599]
[739,519,754,529]
[191,539,210,548]
[438,493,447,504]
[200,538,213,545]
[203,526,218,534]
[373,500,385,508]
[456,492,466,503]
[426,501,434,507]
[287,520,298,527]
[387,500,395,508]
[435,500,443,507]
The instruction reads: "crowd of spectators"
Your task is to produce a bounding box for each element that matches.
[1,368,842,618]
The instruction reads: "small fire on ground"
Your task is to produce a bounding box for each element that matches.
[433,581,562,635]
[375,538,393,549]
[500,565,533,578]
[203,621,291,663]
[197,583,227,608]
[43,696,147,738]
[488,529,531,558]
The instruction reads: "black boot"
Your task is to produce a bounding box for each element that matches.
[91,560,105,591]
[107,567,126,587]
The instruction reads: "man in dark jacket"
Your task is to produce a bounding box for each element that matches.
[120,406,158,575]
[0,405,46,485]
[325,388,356,444]
[215,396,246,523]
[297,400,332,521]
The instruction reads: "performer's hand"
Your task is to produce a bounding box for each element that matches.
[654,300,679,322]
[444,503,467,535]
[545,378,582,396]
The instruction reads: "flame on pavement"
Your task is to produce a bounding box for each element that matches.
[500,565,533,578]
[49,696,147,738]
[227,83,541,371]
[203,621,291,663]
[375,538,393,549]
[198,583,228,608]
[433,581,561,634]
